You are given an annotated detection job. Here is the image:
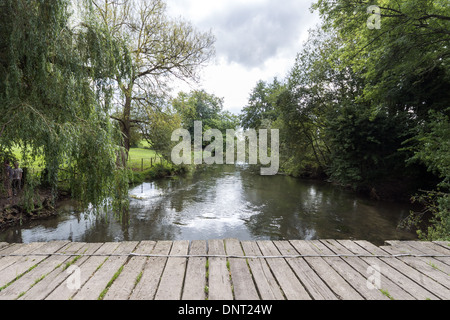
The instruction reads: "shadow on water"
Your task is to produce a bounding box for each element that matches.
[0,165,418,245]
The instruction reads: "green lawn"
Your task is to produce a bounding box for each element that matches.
[128,148,165,171]
[9,144,163,172]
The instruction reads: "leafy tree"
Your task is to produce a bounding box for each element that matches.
[172,90,239,138]
[313,0,450,119]
[273,28,360,178]
[84,0,215,165]
[140,100,182,161]
[0,0,128,207]
[326,104,413,192]
[312,0,450,236]
[240,79,284,130]
[407,109,450,240]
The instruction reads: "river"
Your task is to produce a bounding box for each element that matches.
[0,165,418,245]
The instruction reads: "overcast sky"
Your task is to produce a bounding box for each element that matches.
[166,0,321,115]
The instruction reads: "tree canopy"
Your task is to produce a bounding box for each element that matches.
[84,0,216,165]
[0,0,128,207]
[240,0,450,239]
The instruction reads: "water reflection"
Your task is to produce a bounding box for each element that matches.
[0,165,418,245]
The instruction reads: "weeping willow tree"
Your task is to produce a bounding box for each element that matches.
[0,0,130,209]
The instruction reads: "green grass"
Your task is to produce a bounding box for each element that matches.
[9,145,45,172]
[9,143,175,186]
[128,148,165,171]
[128,148,159,159]
[380,289,395,300]
[10,143,162,171]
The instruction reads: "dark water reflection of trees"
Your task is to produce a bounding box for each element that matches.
[0,165,417,245]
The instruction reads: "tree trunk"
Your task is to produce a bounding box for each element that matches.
[116,92,132,168]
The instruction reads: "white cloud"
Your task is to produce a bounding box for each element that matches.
[167,0,321,115]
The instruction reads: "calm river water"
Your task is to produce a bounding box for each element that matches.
[0,165,418,245]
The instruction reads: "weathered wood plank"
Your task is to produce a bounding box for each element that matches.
[241,241,284,300]
[409,241,450,254]
[225,238,259,300]
[307,240,389,300]
[388,241,450,269]
[182,240,207,300]
[72,241,139,300]
[0,241,69,289]
[354,241,440,300]
[434,241,450,251]
[0,242,86,300]
[274,241,338,300]
[155,241,190,300]
[103,241,156,300]
[323,240,415,300]
[1,240,449,301]
[0,242,47,273]
[208,239,233,300]
[19,243,104,300]
[340,240,436,300]
[290,240,363,300]
[45,242,120,300]
[257,241,311,300]
[129,241,172,300]
[382,242,450,294]
[0,243,11,251]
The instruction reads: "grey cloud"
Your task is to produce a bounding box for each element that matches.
[199,1,318,68]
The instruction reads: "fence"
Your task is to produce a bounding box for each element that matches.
[127,156,165,171]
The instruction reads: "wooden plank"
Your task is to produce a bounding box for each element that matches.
[0,241,69,289]
[409,241,450,254]
[340,240,436,300]
[225,239,259,300]
[0,242,86,300]
[103,241,156,300]
[0,243,11,251]
[290,240,363,300]
[207,239,233,300]
[19,243,104,300]
[323,240,415,300]
[1,240,448,301]
[182,240,207,300]
[257,241,311,300]
[45,242,120,300]
[355,241,441,300]
[381,242,450,294]
[307,240,389,300]
[72,241,139,300]
[129,241,172,300]
[0,242,47,272]
[155,241,190,300]
[274,241,338,300]
[388,241,450,269]
[241,241,284,300]
[385,241,450,279]
[434,241,450,251]
[0,243,21,256]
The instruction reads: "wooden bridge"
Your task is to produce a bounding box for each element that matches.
[0,239,449,300]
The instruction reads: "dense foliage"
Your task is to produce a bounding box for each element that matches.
[240,0,450,239]
[0,0,128,208]
[172,90,240,149]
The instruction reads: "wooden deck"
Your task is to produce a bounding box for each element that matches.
[0,239,449,300]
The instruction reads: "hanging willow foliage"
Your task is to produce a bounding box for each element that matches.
[0,0,131,209]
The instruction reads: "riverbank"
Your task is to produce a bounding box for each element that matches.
[0,162,190,230]
[0,189,70,230]
[128,163,190,185]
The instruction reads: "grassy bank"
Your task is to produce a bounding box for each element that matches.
[127,147,190,185]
